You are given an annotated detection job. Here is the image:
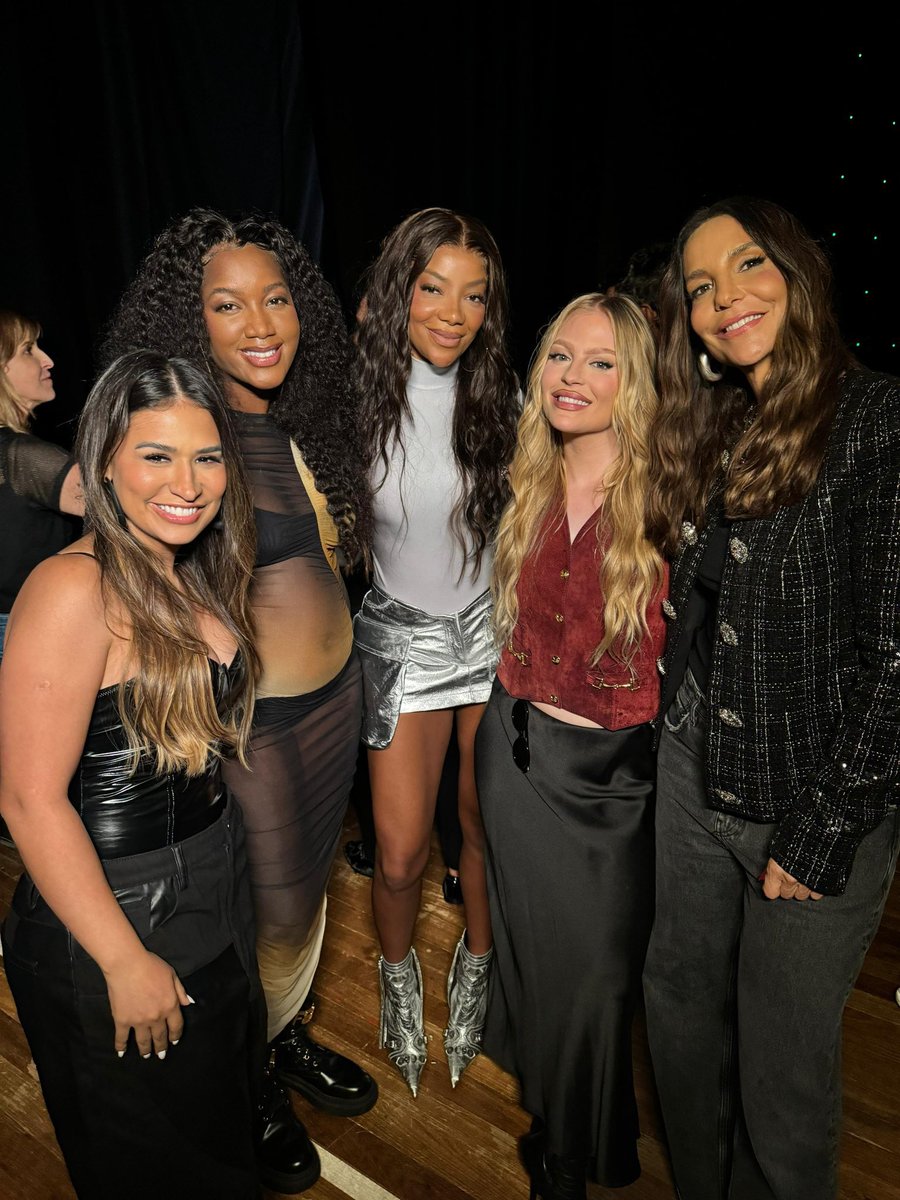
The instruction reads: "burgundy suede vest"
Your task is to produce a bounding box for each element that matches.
[497,509,668,729]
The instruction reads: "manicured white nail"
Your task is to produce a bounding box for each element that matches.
[170,1038,180,1046]
[117,1050,125,1058]
[141,1053,151,1059]
[186,995,196,1005]
[157,1050,166,1060]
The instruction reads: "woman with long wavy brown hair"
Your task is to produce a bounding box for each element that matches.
[354,208,519,1096]
[478,294,666,1198]
[643,197,900,1200]
[0,351,263,1198]
[102,209,376,1193]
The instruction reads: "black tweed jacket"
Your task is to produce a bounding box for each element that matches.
[657,369,900,895]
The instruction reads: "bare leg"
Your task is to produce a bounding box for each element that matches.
[455,702,492,955]
[370,709,454,962]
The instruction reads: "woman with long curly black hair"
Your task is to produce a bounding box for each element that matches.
[102,209,375,1194]
[354,208,519,1096]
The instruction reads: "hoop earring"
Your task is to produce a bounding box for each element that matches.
[102,479,129,531]
[698,352,724,384]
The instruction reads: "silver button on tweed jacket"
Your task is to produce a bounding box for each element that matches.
[658,370,900,895]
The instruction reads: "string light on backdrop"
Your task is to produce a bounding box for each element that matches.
[825,46,896,367]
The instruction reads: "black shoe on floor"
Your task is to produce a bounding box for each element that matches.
[343,839,375,878]
[441,871,464,905]
[272,1020,379,1117]
[520,1119,586,1200]
[256,1071,320,1195]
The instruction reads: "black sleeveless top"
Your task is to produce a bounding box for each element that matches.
[67,657,242,858]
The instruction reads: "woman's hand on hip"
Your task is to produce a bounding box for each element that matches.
[762,857,823,902]
[104,950,192,1058]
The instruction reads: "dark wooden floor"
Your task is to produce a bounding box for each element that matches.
[0,821,898,1199]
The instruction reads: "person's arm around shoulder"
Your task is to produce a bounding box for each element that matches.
[0,553,189,1058]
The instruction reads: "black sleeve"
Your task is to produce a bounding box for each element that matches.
[0,431,73,510]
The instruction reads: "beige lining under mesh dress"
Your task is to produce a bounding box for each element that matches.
[220,410,361,1040]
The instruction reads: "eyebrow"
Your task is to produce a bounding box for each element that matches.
[134,441,223,453]
[206,281,288,298]
[422,269,488,287]
[552,340,617,355]
[684,241,762,283]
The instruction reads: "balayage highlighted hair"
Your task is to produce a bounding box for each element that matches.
[492,294,664,669]
[77,351,258,775]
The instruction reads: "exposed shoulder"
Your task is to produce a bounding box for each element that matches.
[11,550,108,645]
[0,548,117,721]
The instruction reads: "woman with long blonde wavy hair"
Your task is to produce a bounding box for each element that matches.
[476,294,668,1200]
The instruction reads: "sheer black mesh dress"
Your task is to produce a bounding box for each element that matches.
[220,411,362,1038]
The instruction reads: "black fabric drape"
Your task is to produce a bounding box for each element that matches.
[2,1,323,439]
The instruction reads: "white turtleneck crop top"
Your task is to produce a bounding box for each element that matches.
[370,357,492,615]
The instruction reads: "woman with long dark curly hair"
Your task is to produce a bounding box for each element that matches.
[102,209,375,1194]
[643,197,900,1200]
[1,351,263,1198]
[354,208,519,1096]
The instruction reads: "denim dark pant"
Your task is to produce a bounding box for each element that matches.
[643,670,900,1200]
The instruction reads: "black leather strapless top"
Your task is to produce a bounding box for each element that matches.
[67,656,243,859]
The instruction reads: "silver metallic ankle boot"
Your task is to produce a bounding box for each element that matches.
[378,948,427,1098]
[444,933,493,1087]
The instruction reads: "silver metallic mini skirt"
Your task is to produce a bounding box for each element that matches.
[354,585,498,749]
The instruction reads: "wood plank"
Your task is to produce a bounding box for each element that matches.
[1,829,898,1199]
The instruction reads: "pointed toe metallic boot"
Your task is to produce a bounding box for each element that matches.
[444,933,493,1087]
[378,947,427,1098]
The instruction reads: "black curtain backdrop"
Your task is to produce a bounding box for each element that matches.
[301,14,896,377]
[2,1,321,444]
[1,8,895,450]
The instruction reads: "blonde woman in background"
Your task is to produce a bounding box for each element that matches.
[0,309,83,660]
[476,295,667,1199]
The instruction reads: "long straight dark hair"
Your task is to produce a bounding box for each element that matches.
[646,197,852,553]
[355,208,519,575]
[77,350,258,774]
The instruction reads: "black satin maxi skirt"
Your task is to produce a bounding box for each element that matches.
[475,679,654,1188]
